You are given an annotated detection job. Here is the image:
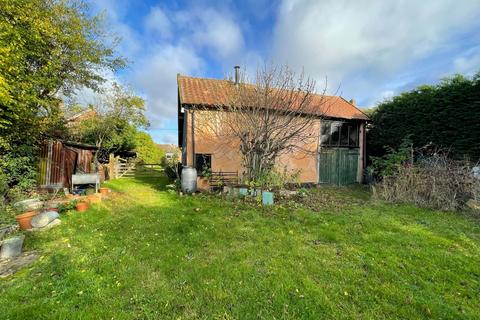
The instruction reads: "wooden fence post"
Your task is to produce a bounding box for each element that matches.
[108,154,115,180]
[115,156,120,179]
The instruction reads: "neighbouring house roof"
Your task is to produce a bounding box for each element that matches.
[63,140,99,150]
[177,75,369,121]
[66,108,98,125]
[157,144,178,153]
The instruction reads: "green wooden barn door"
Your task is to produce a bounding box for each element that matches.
[319,148,359,185]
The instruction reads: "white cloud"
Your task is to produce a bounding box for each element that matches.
[175,9,245,60]
[453,46,480,76]
[133,45,204,127]
[76,0,480,143]
[149,131,178,144]
[144,6,172,39]
[89,2,252,137]
[69,68,119,106]
[131,6,251,134]
[273,0,480,104]
[91,0,142,60]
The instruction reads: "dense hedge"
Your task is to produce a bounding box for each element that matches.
[368,73,480,162]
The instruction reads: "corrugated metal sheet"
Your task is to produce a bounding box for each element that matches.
[38,140,96,189]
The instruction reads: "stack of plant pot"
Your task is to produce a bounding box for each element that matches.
[99,187,110,197]
[86,193,101,204]
[75,187,110,212]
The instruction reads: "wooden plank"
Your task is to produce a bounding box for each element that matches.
[319,148,359,185]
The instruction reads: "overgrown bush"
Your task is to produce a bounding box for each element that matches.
[0,147,38,203]
[374,153,479,211]
[244,167,301,191]
[162,150,181,183]
[370,137,413,178]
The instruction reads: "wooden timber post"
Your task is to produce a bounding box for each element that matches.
[108,154,115,180]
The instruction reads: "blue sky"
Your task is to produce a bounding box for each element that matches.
[84,0,480,144]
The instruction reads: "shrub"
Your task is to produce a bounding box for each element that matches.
[374,153,479,211]
[162,151,181,182]
[164,165,180,181]
[245,167,301,191]
[0,149,38,203]
[370,137,413,178]
[0,173,7,199]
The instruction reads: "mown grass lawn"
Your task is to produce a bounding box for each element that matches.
[1,177,479,319]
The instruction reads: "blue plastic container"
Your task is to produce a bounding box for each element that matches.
[262,191,274,205]
[238,187,248,197]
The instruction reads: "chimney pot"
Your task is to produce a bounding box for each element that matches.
[349,98,356,106]
[234,66,240,85]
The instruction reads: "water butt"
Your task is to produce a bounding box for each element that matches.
[181,167,197,194]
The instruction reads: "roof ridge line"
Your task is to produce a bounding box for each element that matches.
[178,74,343,99]
[339,96,370,119]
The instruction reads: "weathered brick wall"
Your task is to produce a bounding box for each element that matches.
[185,110,326,182]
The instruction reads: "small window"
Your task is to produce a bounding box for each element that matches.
[340,125,349,146]
[320,122,331,145]
[330,122,341,146]
[195,154,212,175]
[321,121,359,147]
[348,125,358,146]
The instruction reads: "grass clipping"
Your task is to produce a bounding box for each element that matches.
[374,155,480,211]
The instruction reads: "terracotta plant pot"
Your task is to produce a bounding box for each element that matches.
[15,211,38,230]
[45,207,59,212]
[86,194,101,203]
[99,187,109,196]
[76,202,89,212]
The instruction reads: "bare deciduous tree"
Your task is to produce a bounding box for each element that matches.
[196,65,330,182]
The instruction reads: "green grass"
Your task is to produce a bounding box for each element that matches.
[1,177,479,319]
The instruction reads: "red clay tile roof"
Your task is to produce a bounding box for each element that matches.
[178,75,369,121]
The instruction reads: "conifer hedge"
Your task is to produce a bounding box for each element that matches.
[368,72,480,162]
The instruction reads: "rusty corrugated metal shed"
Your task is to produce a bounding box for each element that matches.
[38,140,98,189]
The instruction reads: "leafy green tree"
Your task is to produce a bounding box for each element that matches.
[134,132,165,164]
[0,0,124,197]
[71,83,148,161]
[368,72,480,162]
